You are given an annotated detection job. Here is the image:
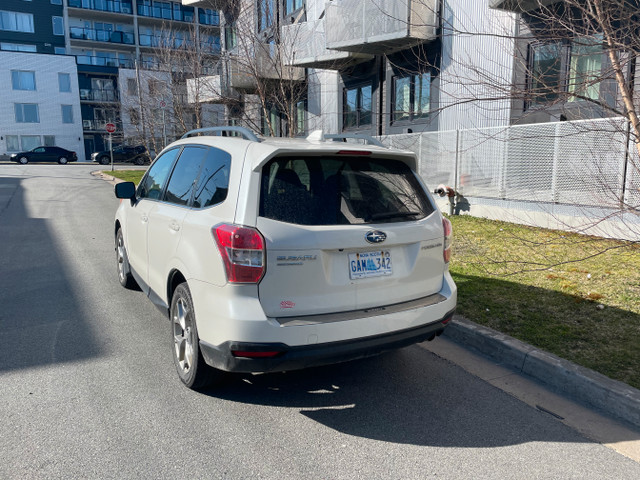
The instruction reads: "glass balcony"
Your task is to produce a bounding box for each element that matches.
[280,18,373,69]
[68,0,133,15]
[79,88,119,102]
[325,0,438,54]
[70,27,134,45]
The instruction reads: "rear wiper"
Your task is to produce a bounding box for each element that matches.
[370,211,421,221]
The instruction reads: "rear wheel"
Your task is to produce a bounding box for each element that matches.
[58,157,68,165]
[133,155,145,166]
[116,229,138,289]
[171,282,219,389]
[19,156,28,165]
[99,156,110,165]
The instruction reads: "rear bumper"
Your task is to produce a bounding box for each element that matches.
[199,309,454,373]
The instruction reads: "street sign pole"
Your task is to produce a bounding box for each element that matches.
[105,122,116,171]
[110,133,114,172]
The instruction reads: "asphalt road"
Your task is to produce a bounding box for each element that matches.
[1,164,639,479]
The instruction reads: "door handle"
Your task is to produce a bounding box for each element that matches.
[170,220,180,232]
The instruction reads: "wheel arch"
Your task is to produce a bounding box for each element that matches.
[167,269,188,309]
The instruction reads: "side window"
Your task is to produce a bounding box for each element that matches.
[138,148,180,200]
[192,147,231,208]
[164,146,208,206]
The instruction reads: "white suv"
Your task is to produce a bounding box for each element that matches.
[114,127,456,389]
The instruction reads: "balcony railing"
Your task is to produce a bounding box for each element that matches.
[70,27,135,45]
[228,44,306,92]
[187,74,240,103]
[76,54,134,68]
[80,88,119,102]
[68,0,133,15]
[280,18,373,69]
[325,0,438,54]
[137,3,195,23]
[489,0,557,13]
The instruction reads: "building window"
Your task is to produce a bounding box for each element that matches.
[262,105,281,137]
[258,0,275,32]
[127,78,138,96]
[392,72,430,123]
[11,70,36,91]
[285,0,304,15]
[55,46,66,54]
[128,108,140,125]
[148,79,166,97]
[198,8,219,26]
[1,42,37,52]
[50,0,62,5]
[21,135,40,151]
[529,42,562,104]
[528,35,604,106]
[0,11,35,33]
[343,84,372,129]
[44,135,56,146]
[52,16,64,36]
[568,35,603,102]
[15,103,40,123]
[59,73,71,92]
[62,105,74,124]
[6,135,20,152]
[294,100,306,136]
[225,25,237,50]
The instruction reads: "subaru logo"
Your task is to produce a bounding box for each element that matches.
[365,230,387,244]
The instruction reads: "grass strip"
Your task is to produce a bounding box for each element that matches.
[449,215,640,389]
[106,170,145,184]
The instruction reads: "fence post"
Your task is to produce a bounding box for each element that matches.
[622,119,631,210]
[551,122,561,203]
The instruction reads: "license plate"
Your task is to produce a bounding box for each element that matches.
[349,251,392,279]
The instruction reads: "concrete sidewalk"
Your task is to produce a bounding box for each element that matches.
[444,315,640,430]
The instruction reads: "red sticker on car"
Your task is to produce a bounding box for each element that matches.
[280,301,295,309]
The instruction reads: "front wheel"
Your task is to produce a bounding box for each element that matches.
[171,283,219,389]
[133,155,145,166]
[99,156,110,165]
[19,156,28,165]
[116,229,138,289]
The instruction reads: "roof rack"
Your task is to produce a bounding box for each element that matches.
[324,133,387,148]
[181,126,261,143]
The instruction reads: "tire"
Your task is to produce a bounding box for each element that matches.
[171,282,219,389]
[58,157,68,165]
[116,229,138,289]
[99,156,110,166]
[19,156,28,165]
[133,155,145,166]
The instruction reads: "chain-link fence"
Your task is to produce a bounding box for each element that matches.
[383,117,637,212]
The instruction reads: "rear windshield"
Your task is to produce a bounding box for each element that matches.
[259,156,434,225]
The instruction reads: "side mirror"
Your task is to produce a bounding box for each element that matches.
[115,181,136,200]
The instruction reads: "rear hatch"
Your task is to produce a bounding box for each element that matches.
[256,153,447,318]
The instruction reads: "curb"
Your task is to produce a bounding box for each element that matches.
[444,315,640,429]
[91,170,123,185]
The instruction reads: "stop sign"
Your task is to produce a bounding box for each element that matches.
[105,123,116,133]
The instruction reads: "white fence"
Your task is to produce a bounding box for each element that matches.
[383,118,639,211]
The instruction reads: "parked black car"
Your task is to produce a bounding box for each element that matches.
[11,146,78,165]
[91,145,150,165]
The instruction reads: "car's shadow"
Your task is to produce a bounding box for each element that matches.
[198,345,625,448]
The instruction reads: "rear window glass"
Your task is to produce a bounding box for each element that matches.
[259,156,434,225]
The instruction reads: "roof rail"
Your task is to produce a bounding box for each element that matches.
[181,126,261,142]
[325,133,387,148]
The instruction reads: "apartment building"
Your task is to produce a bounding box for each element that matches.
[1,0,225,160]
[0,51,83,158]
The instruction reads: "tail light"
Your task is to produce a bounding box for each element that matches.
[443,217,452,264]
[213,224,265,283]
